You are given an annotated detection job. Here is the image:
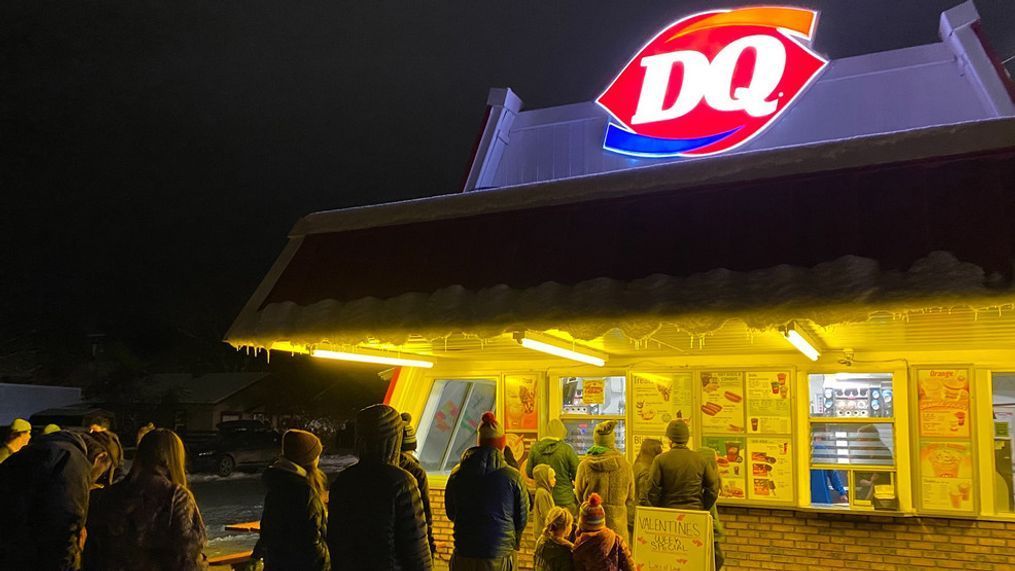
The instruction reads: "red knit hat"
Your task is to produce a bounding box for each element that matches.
[478,411,506,450]
[579,493,606,531]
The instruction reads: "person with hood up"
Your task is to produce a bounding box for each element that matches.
[532,464,557,534]
[574,420,635,545]
[0,418,32,464]
[255,429,329,570]
[526,418,580,515]
[572,493,634,571]
[328,404,431,571]
[445,411,529,570]
[84,428,207,571]
[533,506,575,571]
[0,430,111,570]
[646,421,719,511]
[629,438,662,532]
[398,412,437,557]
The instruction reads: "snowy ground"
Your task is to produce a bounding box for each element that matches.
[194,454,356,558]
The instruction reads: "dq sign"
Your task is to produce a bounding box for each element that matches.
[598,7,827,158]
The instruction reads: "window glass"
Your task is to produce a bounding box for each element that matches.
[418,379,496,474]
[563,419,626,455]
[561,376,626,415]
[809,373,894,418]
[992,373,1015,513]
[810,423,895,466]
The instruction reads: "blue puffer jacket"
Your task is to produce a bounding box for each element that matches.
[445,446,529,559]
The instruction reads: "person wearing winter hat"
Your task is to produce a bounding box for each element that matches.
[255,429,329,570]
[646,420,719,511]
[328,404,431,571]
[445,411,529,570]
[572,494,634,571]
[574,420,635,545]
[526,418,580,515]
[0,418,32,464]
[398,412,436,556]
[43,424,61,435]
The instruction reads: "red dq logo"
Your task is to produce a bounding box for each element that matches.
[598,7,827,158]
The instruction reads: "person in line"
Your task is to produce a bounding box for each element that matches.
[445,412,529,570]
[255,429,329,570]
[645,421,719,511]
[136,422,156,444]
[697,446,726,570]
[532,464,557,534]
[0,430,111,570]
[44,423,62,435]
[526,418,580,516]
[86,415,124,484]
[572,494,634,571]
[0,418,32,464]
[629,438,662,534]
[84,428,207,571]
[87,430,122,489]
[534,506,575,571]
[328,404,431,571]
[574,420,635,545]
[399,412,437,557]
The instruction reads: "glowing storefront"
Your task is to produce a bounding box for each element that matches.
[228,3,1015,568]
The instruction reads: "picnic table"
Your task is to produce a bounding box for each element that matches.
[224,521,261,533]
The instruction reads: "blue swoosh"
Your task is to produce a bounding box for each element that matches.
[603,124,741,158]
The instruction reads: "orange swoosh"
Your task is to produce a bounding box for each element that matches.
[667,7,817,42]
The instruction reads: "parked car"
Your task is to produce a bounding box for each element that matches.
[187,420,280,477]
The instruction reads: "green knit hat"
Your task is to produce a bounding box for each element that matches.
[593,420,618,448]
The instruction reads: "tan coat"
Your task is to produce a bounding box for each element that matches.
[574,449,635,545]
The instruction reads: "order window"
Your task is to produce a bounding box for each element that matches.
[808,373,898,510]
[417,379,497,474]
[560,376,626,453]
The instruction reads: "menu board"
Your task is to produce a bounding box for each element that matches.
[746,438,793,502]
[702,436,746,500]
[633,506,714,571]
[700,372,745,433]
[633,372,694,434]
[504,375,538,431]
[920,441,974,512]
[583,378,605,405]
[917,369,971,438]
[745,371,792,434]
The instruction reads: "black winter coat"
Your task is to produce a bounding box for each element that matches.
[0,431,92,571]
[255,459,329,571]
[400,452,436,555]
[445,446,529,560]
[327,459,432,571]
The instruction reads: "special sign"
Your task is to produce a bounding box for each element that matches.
[634,506,714,571]
[598,7,827,158]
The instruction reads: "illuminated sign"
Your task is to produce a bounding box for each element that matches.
[597,7,827,158]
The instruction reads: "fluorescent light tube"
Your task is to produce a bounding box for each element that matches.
[514,332,606,367]
[310,349,434,369]
[783,325,820,361]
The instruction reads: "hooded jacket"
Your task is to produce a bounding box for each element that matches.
[327,406,432,571]
[445,445,530,559]
[526,425,580,510]
[574,449,635,545]
[532,464,556,534]
[646,445,719,511]
[255,458,329,570]
[400,452,436,555]
[84,469,208,571]
[0,431,93,571]
[572,528,634,571]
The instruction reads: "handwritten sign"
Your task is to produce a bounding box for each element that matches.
[633,506,714,571]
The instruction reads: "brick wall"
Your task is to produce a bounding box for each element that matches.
[721,507,1015,571]
[430,487,537,569]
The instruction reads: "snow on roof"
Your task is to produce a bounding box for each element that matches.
[134,373,272,405]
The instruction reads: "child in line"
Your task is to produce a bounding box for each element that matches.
[573,493,634,571]
[533,464,557,533]
[534,507,575,571]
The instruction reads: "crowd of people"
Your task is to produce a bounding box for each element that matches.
[0,406,722,571]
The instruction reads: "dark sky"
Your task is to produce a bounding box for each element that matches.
[2,0,1013,340]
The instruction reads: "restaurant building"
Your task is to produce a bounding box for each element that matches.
[228,2,1015,569]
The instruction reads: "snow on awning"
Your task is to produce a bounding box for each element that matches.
[226,120,1015,350]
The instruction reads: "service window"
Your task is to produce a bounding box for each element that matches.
[991,373,1015,514]
[417,379,497,474]
[560,376,626,453]
[808,373,899,510]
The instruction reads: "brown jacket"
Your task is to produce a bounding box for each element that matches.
[645,445,719,511]
[572,528,634,571]
[574,449,635,545]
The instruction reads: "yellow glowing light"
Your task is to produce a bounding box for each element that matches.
[783,326,820,361]
[310,349,434,369]
[514,332,607,367]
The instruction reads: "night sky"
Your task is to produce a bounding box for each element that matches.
[3,0,1013,343]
